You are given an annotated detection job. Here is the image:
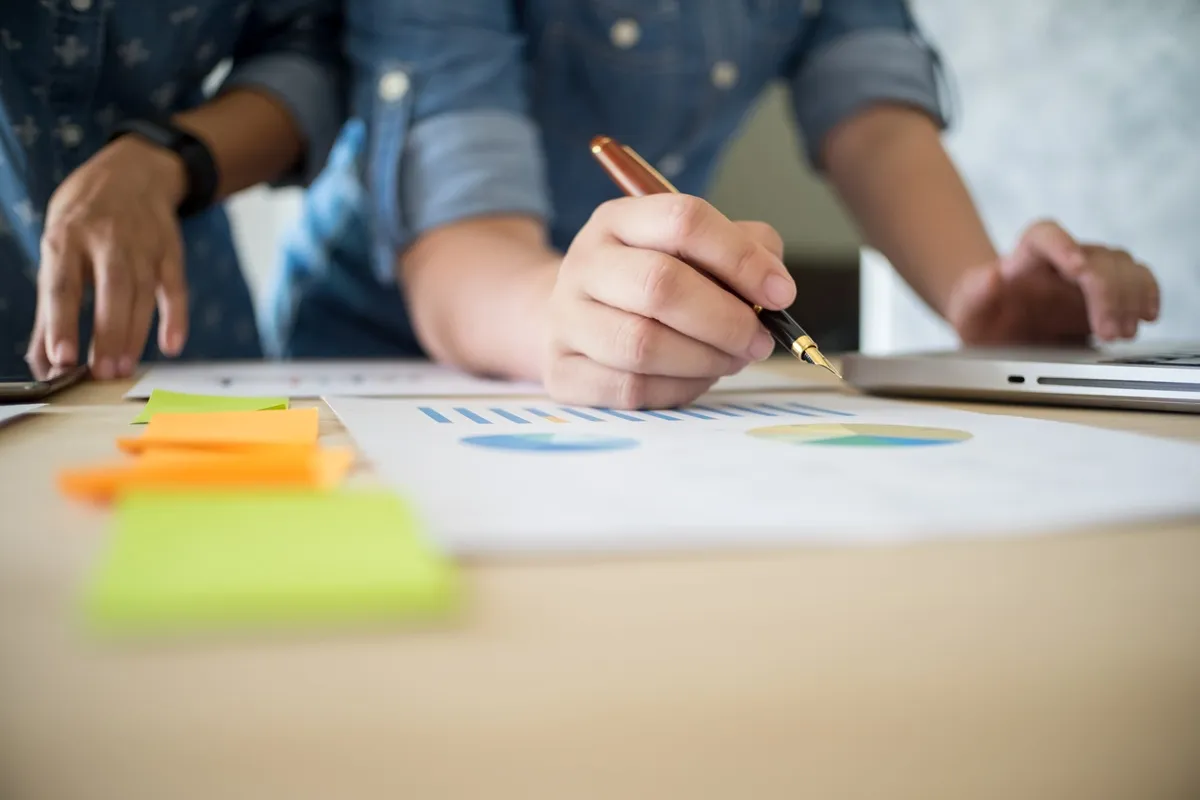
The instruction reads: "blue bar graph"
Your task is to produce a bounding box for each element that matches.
[491,408,531,424]
[723,403,777,417]
[784,400,854,417]
[597,408,645,422]
[420,398,854,425]
[759,402,814,416]
[561,407,604,422]
[691,404,741,418]
[455,407,492,424]
[419,407,452,423]
[672,407,715,420]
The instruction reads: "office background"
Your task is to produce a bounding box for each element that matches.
[225,0,1199,353]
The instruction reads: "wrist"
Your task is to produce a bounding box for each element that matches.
[116,135,189,208]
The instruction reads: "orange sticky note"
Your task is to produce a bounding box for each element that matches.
[118,408,320,455]
[59,446,354,503]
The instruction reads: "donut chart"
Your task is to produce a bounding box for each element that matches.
[747,423,972,447]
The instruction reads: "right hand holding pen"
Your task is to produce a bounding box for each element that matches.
[544,194,796,408]
[27,135,190,380]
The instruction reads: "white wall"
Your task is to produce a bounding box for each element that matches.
[862,0,1200,353]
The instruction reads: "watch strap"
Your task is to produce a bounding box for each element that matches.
[110,118,219,218]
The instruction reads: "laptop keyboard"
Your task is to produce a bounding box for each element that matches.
[1105,351,1200,367]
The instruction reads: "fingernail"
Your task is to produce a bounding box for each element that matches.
[762,272,795,309]
[748,330,775,361]
[53,341,76,364]
[118,356,134,377]
[95,358,114,380]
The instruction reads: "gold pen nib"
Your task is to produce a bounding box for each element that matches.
[791,335,842,379]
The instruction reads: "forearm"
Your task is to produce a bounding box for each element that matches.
[400,216,560,381]
[823,105,997,317]
[174,88,304,201]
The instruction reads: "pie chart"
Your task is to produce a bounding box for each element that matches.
[460,432,640,453]
[747,423,972,447]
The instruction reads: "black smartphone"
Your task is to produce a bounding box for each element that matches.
[0,363,89,402]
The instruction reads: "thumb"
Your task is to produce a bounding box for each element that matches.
[946,264,1004,343]
[1005,219,1086,280]
[734,220,785,261]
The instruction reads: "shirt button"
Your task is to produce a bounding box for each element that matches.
[711,61,739,90]
[70,0,93,10]
[610,18,641,49]
[60,124,83,148]
[378,70,410,103]
[658,153,685,179]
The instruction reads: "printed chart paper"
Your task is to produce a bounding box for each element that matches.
[326,392,1200,555]
[125,360,826,400]
[0,404,44,428]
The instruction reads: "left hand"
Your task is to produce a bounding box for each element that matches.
[947,220,1159,345]
[26,135,189,380]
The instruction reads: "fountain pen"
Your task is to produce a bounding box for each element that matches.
[589,135,841,378]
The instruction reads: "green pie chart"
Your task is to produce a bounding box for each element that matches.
[747,423,972,447]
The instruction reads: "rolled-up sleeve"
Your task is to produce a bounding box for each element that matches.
[348,0,550,282]
[221,0,346,185]
[789,0,948,168]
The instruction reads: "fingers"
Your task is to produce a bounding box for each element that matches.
[945,264,1006,345]
[156,234,188,356]
[1008,219,1086,279]
[24,317,52,380]
[591,195,796,310]
[560,299,755,379]
[578,243,771,360]
[735,220,785,261]
[1074,247,1159,341]
[123,259,158,375]
[90,243,134,379]
[37,230,84,367]
[1138,261,1160,322]
[544,352,718,410]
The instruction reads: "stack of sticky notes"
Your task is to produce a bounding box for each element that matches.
[59,394,353,502]
[60,390,458,637]
[83,489,458,636]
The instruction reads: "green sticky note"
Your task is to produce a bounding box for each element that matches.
[131,389,289,424]
[83,489,459,637]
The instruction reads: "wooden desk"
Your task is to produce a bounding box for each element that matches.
[2,372,1199,800]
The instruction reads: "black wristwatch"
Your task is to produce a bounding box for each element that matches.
[110,118,219,218]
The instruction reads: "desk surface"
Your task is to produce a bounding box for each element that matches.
[2,369,1199,800]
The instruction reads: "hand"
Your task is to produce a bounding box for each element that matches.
[28,135,190,380]
[947,220,1159,346]
[543,194,796,408]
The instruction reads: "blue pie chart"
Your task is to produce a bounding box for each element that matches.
[460,432,640,453]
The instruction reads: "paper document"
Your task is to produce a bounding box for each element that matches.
[0,403,44,428]
[327,391,1200,555]
[126,360,824,399]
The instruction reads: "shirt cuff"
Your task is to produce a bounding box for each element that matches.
[399,109,551,236]
[221,52,344,186]
[791,29,947,169]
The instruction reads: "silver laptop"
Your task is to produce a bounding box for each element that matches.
[842,342,1200,413]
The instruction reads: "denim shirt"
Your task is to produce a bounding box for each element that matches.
[0,0,342,373]
[270,0,947,358]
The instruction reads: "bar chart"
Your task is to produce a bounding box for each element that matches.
[417,399,854,426]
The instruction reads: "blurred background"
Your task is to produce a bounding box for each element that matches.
[226,0,1199,356]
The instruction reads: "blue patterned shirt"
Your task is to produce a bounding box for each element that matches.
[268,0,947,358]
[0,0,342,373]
